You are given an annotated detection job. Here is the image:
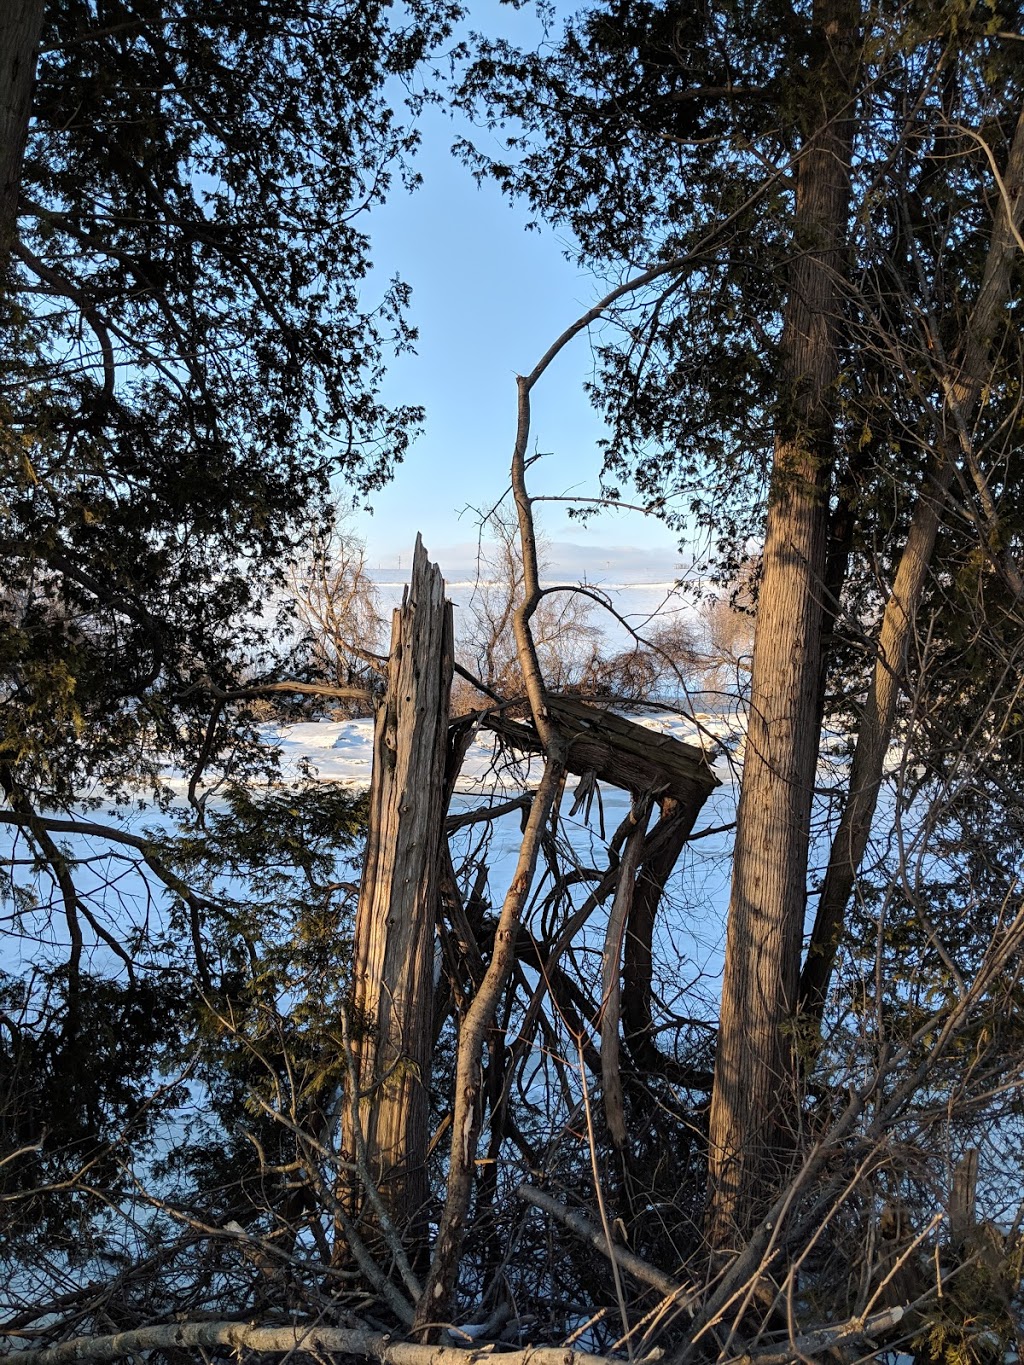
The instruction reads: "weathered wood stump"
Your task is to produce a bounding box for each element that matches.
[342,536,453,1241]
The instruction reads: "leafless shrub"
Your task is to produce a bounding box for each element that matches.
[285,504,386,714]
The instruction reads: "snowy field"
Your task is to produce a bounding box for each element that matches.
[0,704,742,1007]
[263,706,742,993]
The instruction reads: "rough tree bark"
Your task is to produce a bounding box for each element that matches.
[342,536,453,1240]
[706,0,859,1248]
[0,0,42,274]
[799,98,1024,1022]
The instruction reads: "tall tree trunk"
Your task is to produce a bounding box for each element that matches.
[0,0,43,274]
[342,536,453,1241]
[706,0,859,1248]
[799,99,1024,1022]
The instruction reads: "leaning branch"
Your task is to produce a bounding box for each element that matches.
[0,810,217,918]
[522,165,794,394]
[599,800,649,1148]
[415,169,771,1334]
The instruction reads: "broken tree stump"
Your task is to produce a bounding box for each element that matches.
[342,536,453,1240]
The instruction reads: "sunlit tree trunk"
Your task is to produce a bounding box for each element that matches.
[706,0,859,1248]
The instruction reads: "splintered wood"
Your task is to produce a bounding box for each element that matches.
[343,536,454,1236]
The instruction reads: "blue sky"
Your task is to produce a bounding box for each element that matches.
[350,7,687,585]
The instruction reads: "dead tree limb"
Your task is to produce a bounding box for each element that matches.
[485,696,717,809]
[0,1323,641,1365]
[193,679,375,705]
[445,795,533,833]
[415,229,722,1333]
[600,800,651,1148]
[507,806,718,1099]
[413,757,564,1334]
[622,796,705,1074]
[414,354,574,1336]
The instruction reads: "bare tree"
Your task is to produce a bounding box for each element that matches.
[698,570,756,696]
[458,505,703,710]
[286,505,387,705]
[457,505,602,702]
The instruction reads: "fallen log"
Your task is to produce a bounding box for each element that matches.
[0,1321,651,1365]
[483,697,718,808]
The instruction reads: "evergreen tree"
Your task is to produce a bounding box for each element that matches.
[0,0,458,1280]
[457,0,1024,1242]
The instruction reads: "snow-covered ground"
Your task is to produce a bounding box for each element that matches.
[260,707,741,993]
